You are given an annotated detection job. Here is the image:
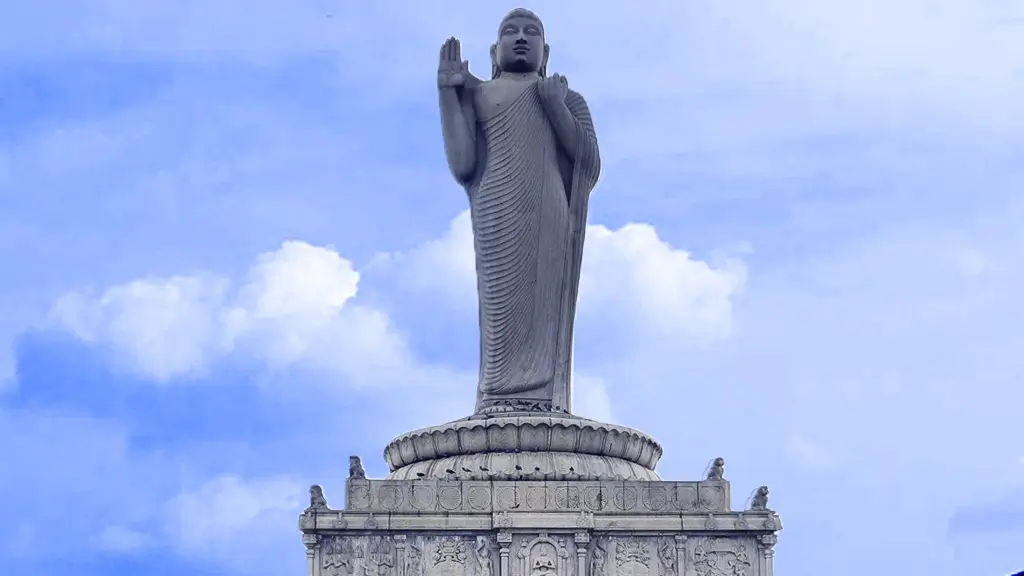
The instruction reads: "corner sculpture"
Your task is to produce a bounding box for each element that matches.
[299,10,782,576]
[438,7,600,416]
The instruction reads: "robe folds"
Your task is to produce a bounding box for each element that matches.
[459,82,601,414]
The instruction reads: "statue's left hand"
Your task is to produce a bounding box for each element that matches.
[538,73,569,108]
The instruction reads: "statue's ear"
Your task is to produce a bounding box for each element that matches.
[490,44,499,79]
[540,44,550,78]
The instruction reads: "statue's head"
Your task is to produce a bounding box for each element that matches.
[310,485,323,497]
[491,8,549,79]
[714,457,724,466]
[759,486,769,495]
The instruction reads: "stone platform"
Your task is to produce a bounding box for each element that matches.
[383,415,664,482]
[299,473,780,576]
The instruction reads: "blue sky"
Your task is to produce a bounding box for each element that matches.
[1,1,1023,575]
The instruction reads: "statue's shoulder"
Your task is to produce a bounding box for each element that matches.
[566,88,589,106]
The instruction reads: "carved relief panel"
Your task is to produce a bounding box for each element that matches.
[686,537,753,576]
[322,536,365,576]
[612,537,651,576]
[431,537,470,576]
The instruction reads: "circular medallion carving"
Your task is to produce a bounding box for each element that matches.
[526,486,547,509]
[699,485,725,511]
[377,484,403,510]
[643,486,668,511]
[583,487,605,511]
[613,486,638,510]
[410,485,436,510]
[496,486,519,510]
[468,486,491,510]
[348,485,371,509]
[438,486,463,510]
[554,486,580,509]
[675,485,697,511]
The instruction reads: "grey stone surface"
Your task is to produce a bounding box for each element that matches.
[298,478,781,576]
[383,415,663,481]
[438,8,601,416]
[299,8,782,575]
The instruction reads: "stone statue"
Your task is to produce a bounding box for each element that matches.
[349,456,366,479]
[437,8,602,416]
[306,484,329,512]
[750,486,770,511]
[705,457,725,480]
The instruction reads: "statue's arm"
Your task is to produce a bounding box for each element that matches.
[438,86,477,185]
[546,90,601,179]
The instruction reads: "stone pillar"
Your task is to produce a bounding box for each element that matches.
[575,532,591,576]
[498,532,513,576]
[757,535,777,576]
[302,534,320,576]
[395,535,407,576]
[673,535,687,576]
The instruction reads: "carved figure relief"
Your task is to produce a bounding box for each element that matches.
[691,538,751,576]
[323,536,365,576]
[532,552,557,576]
[519,534,570,576]
[614,537,650,576]
[476,536,494,576]
[432,537,469,576]
[367,536,396,576]
[590,539,607,576]
[657,539,676,576]
[407,541,424,576]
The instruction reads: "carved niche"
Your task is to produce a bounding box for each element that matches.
[323,536,365,576]
[517,534,571,576]
[429,537,469,576]
[691,538,752,576]
[614,537,651,576]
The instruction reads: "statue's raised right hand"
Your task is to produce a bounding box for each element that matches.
[438,37,469,89]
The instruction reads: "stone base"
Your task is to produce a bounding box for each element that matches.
[299,477,780,576]
[383,415,663,481]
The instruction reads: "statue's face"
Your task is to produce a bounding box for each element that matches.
[495,15,546,74]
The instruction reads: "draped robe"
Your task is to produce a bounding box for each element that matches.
[455,79,601,415]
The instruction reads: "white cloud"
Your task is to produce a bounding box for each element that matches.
[48,241,418,386]
[168,474,302,549]
[166,474,305,573]
[377,210,477,305]
[386,210,745,345]
[51,275,229,381]
[580,223,746,342]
